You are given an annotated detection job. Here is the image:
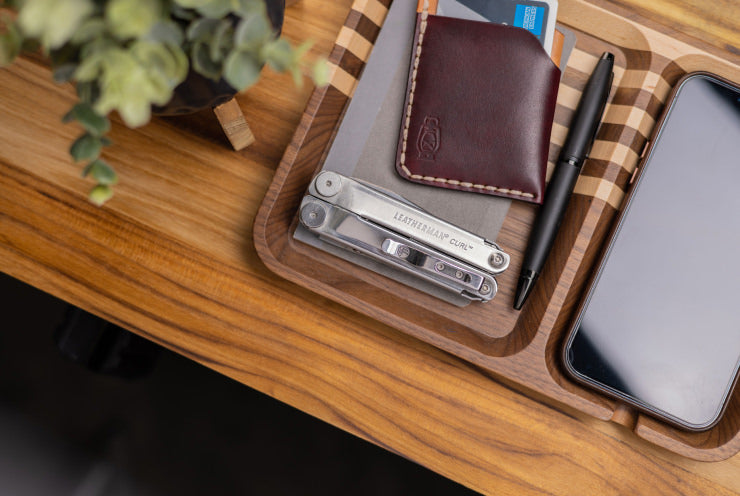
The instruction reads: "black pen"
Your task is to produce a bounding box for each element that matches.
[514,52,614,310]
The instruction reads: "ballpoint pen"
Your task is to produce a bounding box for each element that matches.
[513,52,614,310]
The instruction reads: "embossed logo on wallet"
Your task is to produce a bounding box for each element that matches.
[416,116,440,160]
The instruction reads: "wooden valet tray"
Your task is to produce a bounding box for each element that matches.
[254,0,740,461]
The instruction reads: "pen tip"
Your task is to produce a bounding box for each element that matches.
[601,52,615,62]
[513,271,539,310]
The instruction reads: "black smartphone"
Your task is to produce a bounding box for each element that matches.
[563,72,740,431]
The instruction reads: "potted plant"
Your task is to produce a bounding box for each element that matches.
[0,0,327,204]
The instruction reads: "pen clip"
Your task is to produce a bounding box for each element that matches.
[586,70,614,158]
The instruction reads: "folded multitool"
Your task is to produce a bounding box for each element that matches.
[298,172,510,303]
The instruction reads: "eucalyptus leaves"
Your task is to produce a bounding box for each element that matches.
[0,0,328,204]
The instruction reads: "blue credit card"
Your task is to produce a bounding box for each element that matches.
[513,4,544,36]
[452,0,551,45]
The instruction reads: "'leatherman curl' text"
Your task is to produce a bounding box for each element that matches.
[392,212,449,241]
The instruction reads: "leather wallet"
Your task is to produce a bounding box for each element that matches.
[395,8,561,203]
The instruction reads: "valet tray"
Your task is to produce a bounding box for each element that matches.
[254,0,740,461]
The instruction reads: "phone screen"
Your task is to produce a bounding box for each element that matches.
[564,74,740,430]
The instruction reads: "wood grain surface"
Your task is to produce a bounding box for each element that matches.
[1,1,739,494]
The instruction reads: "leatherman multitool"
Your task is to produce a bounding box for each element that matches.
[298,171,510,302]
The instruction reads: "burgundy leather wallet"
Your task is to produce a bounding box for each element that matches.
[395,11,561,204]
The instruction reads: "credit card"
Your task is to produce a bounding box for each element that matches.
[437,0,557,55]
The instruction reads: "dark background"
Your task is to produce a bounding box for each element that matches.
[0,273,476,495]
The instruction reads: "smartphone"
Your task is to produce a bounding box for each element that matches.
[563,72,740,431]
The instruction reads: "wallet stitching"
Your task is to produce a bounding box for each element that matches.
[398,1,536,200]
[400,1,430,171]
[399,164,534,198]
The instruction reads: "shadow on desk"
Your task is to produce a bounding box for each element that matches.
[0,274,475,496]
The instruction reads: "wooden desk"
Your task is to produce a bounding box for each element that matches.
[1,1,739,494]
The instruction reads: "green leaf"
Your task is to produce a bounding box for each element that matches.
[172,0,203,7]
[311,58,329,87]
[232,0,266,18]
[70,133,103,162]
[167,43,190,84]
[210,18,233,62]
[170,5,197,22]
[92,49,147,126]
[70,18,107,44]
[76,81,100,105]
[82,159,118,186]
[191,41,221,80]
[294,39,313,59]
[233,12,271,49]
[121,97,154,127]
[174,0,232,17]
[223,49,261,90]
[145,20,185,46]
[74,40,118,82]
[130,40,188,86]
[17,0,94,50]
[106,0,162,40]
[88,184,114,206]
[63,103,111,136]
[113,96,153,128]
[262,38,293,72]
[88,42,185,128]
[74,55,104,82]
[186,17,220,43]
